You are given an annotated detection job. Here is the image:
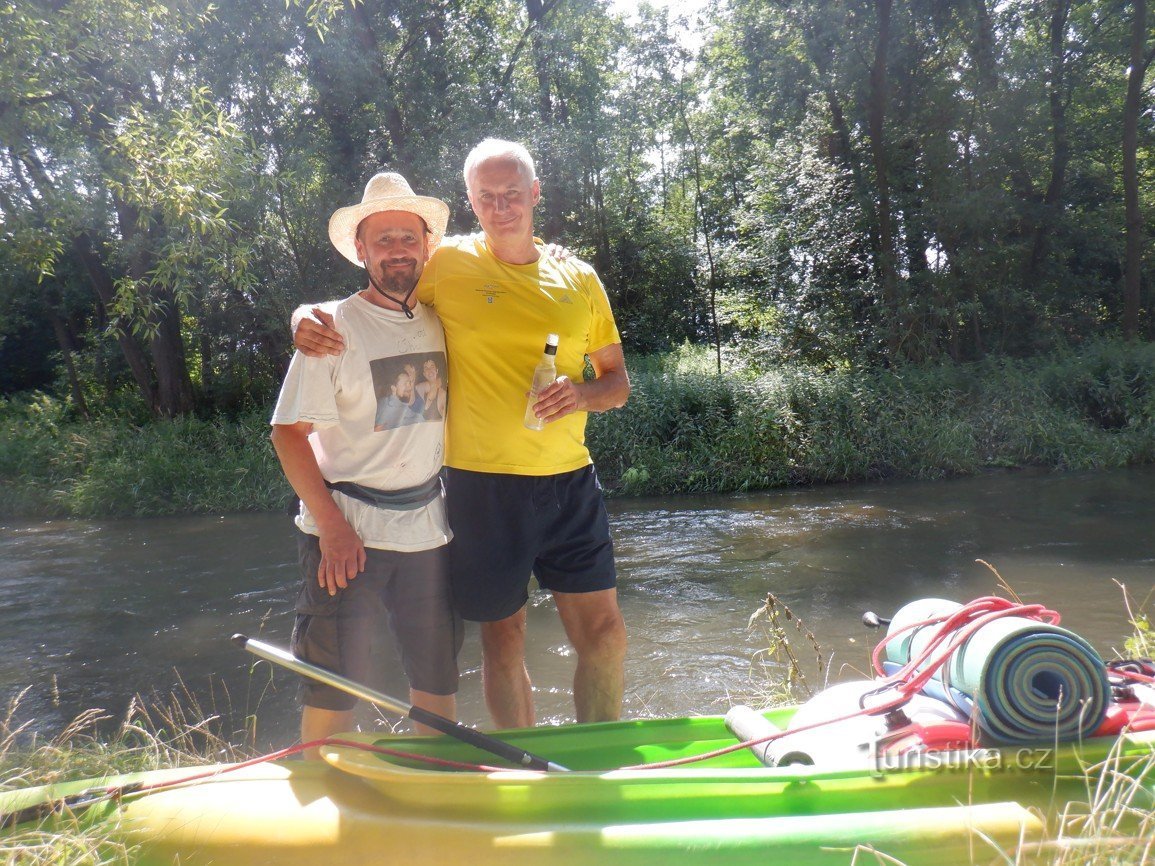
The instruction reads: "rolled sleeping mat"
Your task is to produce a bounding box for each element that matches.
[723,705,782,767]
[761,681,969,769]
[884,598,963,670]
[885,599,1110,744]
[880,661,974,717]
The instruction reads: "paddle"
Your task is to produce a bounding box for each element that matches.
[231,634,568,772]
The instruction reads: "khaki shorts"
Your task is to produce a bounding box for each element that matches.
[291,533,462,710]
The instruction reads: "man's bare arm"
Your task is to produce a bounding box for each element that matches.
[292,306,345,357]
[270,422,365,593]
[533,342,630,424]
[290,241,573,358]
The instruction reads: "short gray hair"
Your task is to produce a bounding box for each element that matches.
[463,138,537,189]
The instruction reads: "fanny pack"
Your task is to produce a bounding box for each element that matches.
[325,476,441,511]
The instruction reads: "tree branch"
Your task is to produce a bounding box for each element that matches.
[487,0,564,112]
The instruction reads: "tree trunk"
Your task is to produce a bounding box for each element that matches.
[8,142,161,409]
[868,0,900,358]
[1123,0,1146,339]
[43,283,89,418]
[1026,0,1070,284]
[526,0,565,239]
[678,88,721,373]
[69,232,159,410]
[347,0,409,174]
[148,284,195,417]
[526,0,554,122]
[113,197,195,417]
[303,30,369,186]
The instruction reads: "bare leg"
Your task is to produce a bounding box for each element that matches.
[480,608,534,728]
[300,706,354,760]
[553,588,627,722]
[409,689,456,735]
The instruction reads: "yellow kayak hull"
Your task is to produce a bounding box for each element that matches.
[4,712,1154,864]
[17,762,1042,866]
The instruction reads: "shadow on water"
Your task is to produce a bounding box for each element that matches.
[2,467,1154,749]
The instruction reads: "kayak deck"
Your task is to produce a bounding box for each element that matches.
[321,711,1155,821]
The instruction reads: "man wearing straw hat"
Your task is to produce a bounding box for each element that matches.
[294,141,631,730]
[271,173,462,756]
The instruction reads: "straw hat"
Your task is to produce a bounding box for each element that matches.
[328,172,450,267]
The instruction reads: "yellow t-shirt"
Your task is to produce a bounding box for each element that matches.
[419,235,621,475]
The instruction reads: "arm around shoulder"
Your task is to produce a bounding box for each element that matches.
[292,304,345,358]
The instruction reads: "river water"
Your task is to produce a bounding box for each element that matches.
[2,467,1153,750]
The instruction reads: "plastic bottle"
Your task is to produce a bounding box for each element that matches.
[523,334,559,430]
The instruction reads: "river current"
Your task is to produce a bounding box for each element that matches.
[2,467,1153,748]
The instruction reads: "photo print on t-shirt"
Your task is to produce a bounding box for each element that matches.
[370,351,448,431]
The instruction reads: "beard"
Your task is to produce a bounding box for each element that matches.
[370,258,420,298]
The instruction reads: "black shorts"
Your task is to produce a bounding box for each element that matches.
[291,533,462,710]
[444,465,617,622]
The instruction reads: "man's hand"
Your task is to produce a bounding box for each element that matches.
[530,343,630,424]
[293,306,344,358]
[270,421,365,595]
[541,241,572,262]
[316,517,367,596]
[531,375,582,423]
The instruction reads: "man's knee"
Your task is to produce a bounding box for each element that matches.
[480,612,528,664]
[562,596,627,661]
[584,611,627,663]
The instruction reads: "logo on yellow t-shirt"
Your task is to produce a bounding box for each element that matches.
[477,284,506,304]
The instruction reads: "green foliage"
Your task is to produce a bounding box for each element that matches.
[4,341,1155,515]
[4,0,1155,413]
[0,679,258,865]
[588,339,1155,496]
[0,396,290,518]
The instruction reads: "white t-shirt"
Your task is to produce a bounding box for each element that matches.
[271,294,451,552]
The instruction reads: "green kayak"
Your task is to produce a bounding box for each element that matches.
[3,708,1153,865]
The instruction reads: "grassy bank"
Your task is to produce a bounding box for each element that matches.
[0,400,287,519]
[589,338,1155,493]
[0,688,251,865]
[2,339,1155,518]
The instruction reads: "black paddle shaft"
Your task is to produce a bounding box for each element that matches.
[231,634,567,772]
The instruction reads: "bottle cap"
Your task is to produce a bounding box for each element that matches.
[546,333,559,346]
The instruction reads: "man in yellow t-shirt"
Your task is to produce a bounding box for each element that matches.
[295,139,631,729]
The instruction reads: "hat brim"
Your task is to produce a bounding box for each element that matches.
[328,195,450,267]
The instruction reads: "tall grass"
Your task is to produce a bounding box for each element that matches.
[589,338,1155,494]
[0,682,254,865]
[0,397,288,518]
[3,338,1155,516]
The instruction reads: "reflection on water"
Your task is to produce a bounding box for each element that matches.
[2,467,1153,749]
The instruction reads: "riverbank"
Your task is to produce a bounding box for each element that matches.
[2,339,1154,518]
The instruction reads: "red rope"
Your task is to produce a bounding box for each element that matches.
[619,690,912,771]
[97,737,500,803]
[871,596,1060,700]
[1113,668,1155,685]
[627,597,1062,770]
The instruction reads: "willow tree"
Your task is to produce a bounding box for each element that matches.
[0,0,259,416]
